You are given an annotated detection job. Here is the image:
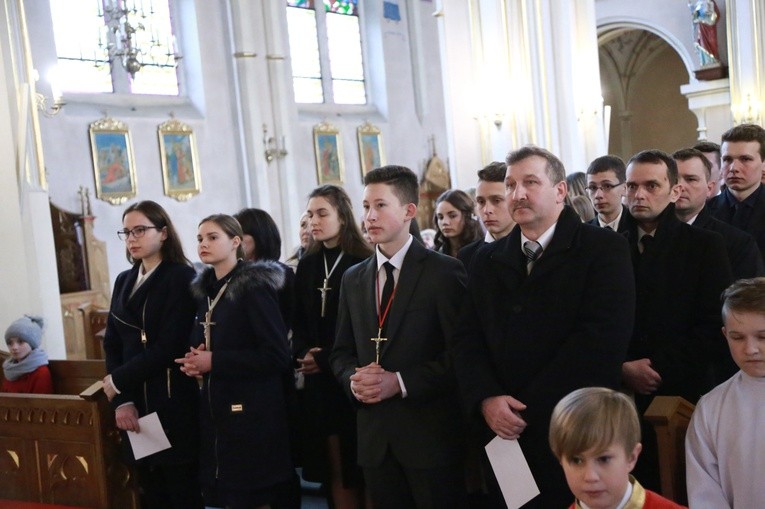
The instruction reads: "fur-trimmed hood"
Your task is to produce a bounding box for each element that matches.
[191,259,285,301]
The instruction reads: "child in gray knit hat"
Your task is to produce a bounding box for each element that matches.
[1,315,52,394]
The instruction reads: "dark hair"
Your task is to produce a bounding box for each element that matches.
[122,200,190,266]
[477,161,507,183]
[673,148,712,181]
[586,155,626,182]
[693,141,721,169]
[721,277,765,321]
[506,145,566,184]
[627,149,678,186]
[233,208,282,261]
[305,185,373,259]
[433,189,483,255]
[721,123,765,160]
[198,214,246,260]
[364,165,419,206]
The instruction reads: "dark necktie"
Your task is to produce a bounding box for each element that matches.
[380,262,396,329]
[731,202,747,229]
[604,225,613,231]
[640,235,654,254]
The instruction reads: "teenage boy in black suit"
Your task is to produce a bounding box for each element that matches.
[330,165,467,509]
[455,145,635,508]
[458,161,516,270]
[707,123,765,260]
[585,154,630,233]
[622,149,732,490]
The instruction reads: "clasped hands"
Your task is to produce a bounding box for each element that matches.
[481,395,527,440]
[350,362,400,404]
[174,343,212,377]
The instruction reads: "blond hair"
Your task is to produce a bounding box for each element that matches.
[549,387,640,460]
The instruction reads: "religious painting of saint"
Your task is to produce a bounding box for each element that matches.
[357,121,386,178]
[89,117,137,205]
[313,121,345,184]
[158,119,201,201]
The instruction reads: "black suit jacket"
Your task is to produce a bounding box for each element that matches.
[708,185,765,261]
[455,206,635,507]
[456,238,487,271]
[586,204,630,233]
[623,206,732,405]
[693,206,764,280]
[330,240,467,469]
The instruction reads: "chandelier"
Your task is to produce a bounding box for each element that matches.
[97,0,181,78]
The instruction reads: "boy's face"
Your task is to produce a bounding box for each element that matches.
[723,310,765,377]
[561,442,640,509]
[362,183,415,247]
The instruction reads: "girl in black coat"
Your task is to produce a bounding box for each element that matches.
[176,214,295,509]
[102,200,203,509]
[293,185,373,508]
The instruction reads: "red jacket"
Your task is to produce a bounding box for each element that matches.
[1,365,53,394]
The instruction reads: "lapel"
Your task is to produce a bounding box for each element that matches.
[380,241,428,354]
[489,226,526,292]
[357,256,379,340]
[694,206,713,228]
[524,207,580,283]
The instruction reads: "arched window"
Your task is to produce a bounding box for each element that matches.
[286,0,366,105]
[49,0,180,95]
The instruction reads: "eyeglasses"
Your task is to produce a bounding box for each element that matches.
[117,225,160,240]
[585,182,623,194]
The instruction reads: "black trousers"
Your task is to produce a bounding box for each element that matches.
[363,449,467,509]
[136,461,204,509]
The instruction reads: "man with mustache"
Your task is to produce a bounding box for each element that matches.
[454,145,635,508]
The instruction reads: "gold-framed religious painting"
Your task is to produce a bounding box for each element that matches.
[313,121,344,184]
[158,119,201,201]
[357,121,385,177]
[89,117,137,205]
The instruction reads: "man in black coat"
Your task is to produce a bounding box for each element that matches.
[331,166,467,509]
[707,123,765,260]
[621,149,732,491]
[673,147,764,282]
[457,161,515,270]
[584,154,630,233]
[455,146,635,508]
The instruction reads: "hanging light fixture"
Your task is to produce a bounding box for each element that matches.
[97,0,181,78]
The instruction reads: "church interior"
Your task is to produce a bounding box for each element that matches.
[1,0,762,507]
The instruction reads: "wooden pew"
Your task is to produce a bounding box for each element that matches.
[644,395,695,506]
[0,359,139,508]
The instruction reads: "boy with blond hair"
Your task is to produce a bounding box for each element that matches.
[685,278,765,508]
[549,387,685,509]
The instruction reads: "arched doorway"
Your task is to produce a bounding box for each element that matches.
[599,28,698,159]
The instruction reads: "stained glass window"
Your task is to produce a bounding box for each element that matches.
[286,0,366,105]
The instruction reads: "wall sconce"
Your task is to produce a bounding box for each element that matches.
[263,124,288,162]
[734,93,762,124]
[35,92,65,117]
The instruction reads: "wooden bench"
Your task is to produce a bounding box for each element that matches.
[0,359,139,508]
[644,395,695,506]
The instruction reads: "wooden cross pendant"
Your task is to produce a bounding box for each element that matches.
[200,310,216,350]
[317,278,332,317]
[370,327,387,364]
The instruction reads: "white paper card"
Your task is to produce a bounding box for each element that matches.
[485,435,540,509]
[126,412,172,460]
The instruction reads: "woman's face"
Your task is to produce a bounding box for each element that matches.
[6,337,32,362]
[306,196,343,247]
[436,201,465,239]
[122,211,166,263]
[299,214,311,249]
[197,221,240,267]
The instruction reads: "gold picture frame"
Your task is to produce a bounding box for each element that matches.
[158,119,201,202]
[313,121,345,185]
[89,117,137,205]
[357,121,385,177]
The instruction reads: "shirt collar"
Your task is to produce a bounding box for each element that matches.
[484,230,495,243]
[520,222,556,253]
[376,234,414,272]
[598,207,623,230]
[685,212,700,225]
